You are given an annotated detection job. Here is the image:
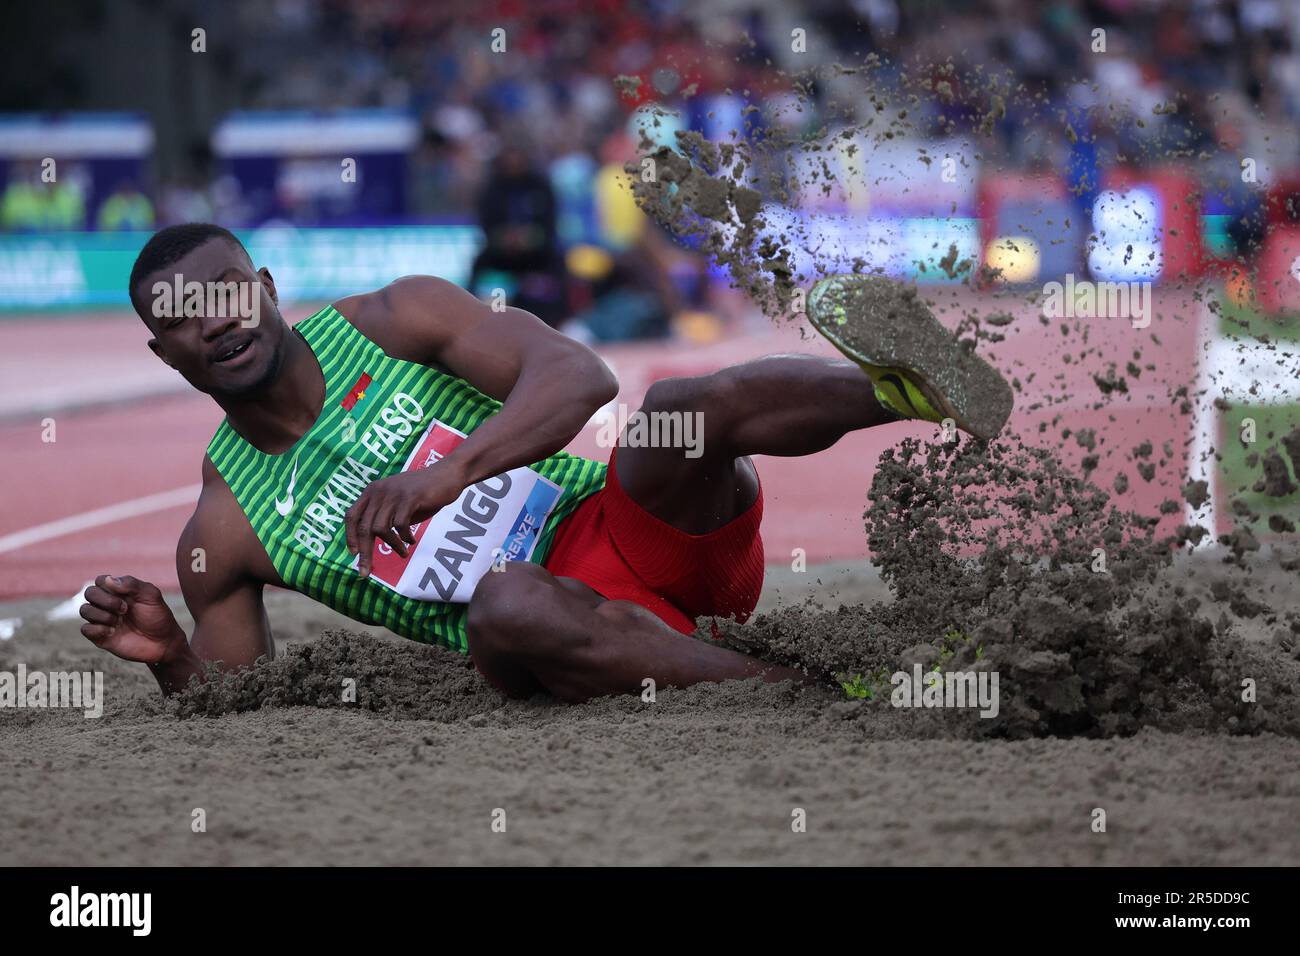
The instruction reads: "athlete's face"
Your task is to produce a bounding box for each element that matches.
[137,239,288,398]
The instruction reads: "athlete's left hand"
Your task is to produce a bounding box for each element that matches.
[344,462,468,577]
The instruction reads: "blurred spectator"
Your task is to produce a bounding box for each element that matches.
[159,141,217,226]
[468,141,566,325]
[96,180,155,231]
[159,175,215,226]
[0,160,84,230]
[408,126,457,218]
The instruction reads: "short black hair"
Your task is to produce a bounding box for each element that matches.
[128,223,250,319]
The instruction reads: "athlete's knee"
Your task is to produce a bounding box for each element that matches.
[467,563,594,666]
[641,372,737,459]
[645,367,747,413]
[642,376,698,417]
[467,562,550,647]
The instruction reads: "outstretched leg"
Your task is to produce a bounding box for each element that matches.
[466,562,806,702]
[616,353,898,533]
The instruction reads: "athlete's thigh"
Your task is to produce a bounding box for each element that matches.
[613,378,758,534]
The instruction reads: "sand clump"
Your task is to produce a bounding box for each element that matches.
[713,436,1300,741]
[172,630,494,720]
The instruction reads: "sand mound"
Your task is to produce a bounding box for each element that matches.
[173,630,494,720]
[713,436,1300,739]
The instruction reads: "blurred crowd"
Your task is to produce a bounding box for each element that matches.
[226,0,1300,208]
[5,0,1300,333]
[9,0,1300,227]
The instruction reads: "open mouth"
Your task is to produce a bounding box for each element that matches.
[213,339,253,364]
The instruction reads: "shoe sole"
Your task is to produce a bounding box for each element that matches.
[806,275,1014,441]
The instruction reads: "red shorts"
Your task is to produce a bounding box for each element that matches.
[544,447,765,634]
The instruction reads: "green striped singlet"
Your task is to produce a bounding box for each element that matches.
[206,305,607,652]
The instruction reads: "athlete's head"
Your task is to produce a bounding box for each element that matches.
[129,223,289,398]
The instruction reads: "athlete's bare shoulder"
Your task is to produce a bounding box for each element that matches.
[181,456,284,590]
[332,275,491,364]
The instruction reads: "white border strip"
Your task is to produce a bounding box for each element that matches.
[0,484,200,556]
[1185,298,1219,543]
[0,117,154,158]
[212,115,418,156]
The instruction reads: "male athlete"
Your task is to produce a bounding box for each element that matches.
[80,223,1012,701]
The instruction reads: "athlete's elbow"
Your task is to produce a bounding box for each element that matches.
[590,358,619,406]
[531,344,617,418]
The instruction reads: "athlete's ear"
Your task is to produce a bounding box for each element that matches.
[146,337,175,369]
[258,266,278,306]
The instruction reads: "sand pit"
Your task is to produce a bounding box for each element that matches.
[2,557,1298,866]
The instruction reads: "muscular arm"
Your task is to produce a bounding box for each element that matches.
[161,468,274,692]
[338,275,619,574]
[357,274,617,484]
[81,459,275,696]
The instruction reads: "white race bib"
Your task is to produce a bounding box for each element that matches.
[365,420,563,602]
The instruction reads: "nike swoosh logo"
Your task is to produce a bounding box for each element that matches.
[274,456,299,517]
